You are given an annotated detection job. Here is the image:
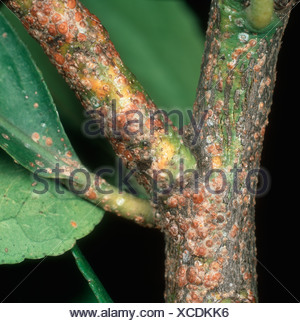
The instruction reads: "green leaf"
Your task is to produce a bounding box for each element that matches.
[0,6,84,131]
[0,12,81,178]
[0,151,104,264]
[0,14,104,264]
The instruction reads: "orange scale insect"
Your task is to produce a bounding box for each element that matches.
[43,5,52,16]
[65,32,74,43]
[67,0,76,9]
[48,24,56,36]
[66,151,72,158]
[77,33,87,42]
[45,137,53,146]
[70,221,78,228]
[37,14,49,26]
[124,150,133,161]
[25,16,34,26]
[31,132,40,142]
[193,193,204,204]
[30,7,38,17]
[75,11,83,22]
[54,52,65,65]
[58,22,68,34]
[85,189,97,200]
[51,13,62,24]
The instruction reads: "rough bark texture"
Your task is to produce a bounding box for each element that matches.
[5,0,296,302]
[160,0,295,302]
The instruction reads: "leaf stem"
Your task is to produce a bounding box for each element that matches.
[71,244,113,303]
[62,172,155,227]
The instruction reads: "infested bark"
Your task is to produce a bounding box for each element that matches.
[5,0,197,195]
[161,0,295,302]
[5,0,296,302]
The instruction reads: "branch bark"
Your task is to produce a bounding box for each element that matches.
[4,0,196,195]
[5,0,296,302]
[162,0,295,302]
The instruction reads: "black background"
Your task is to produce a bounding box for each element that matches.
[1,1,300,303]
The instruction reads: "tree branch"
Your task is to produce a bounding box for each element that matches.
[5,0,296,303]
[5,0,197,193]
[162,0,294,302]
[189,0,292,174]
[62,172,155,227]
